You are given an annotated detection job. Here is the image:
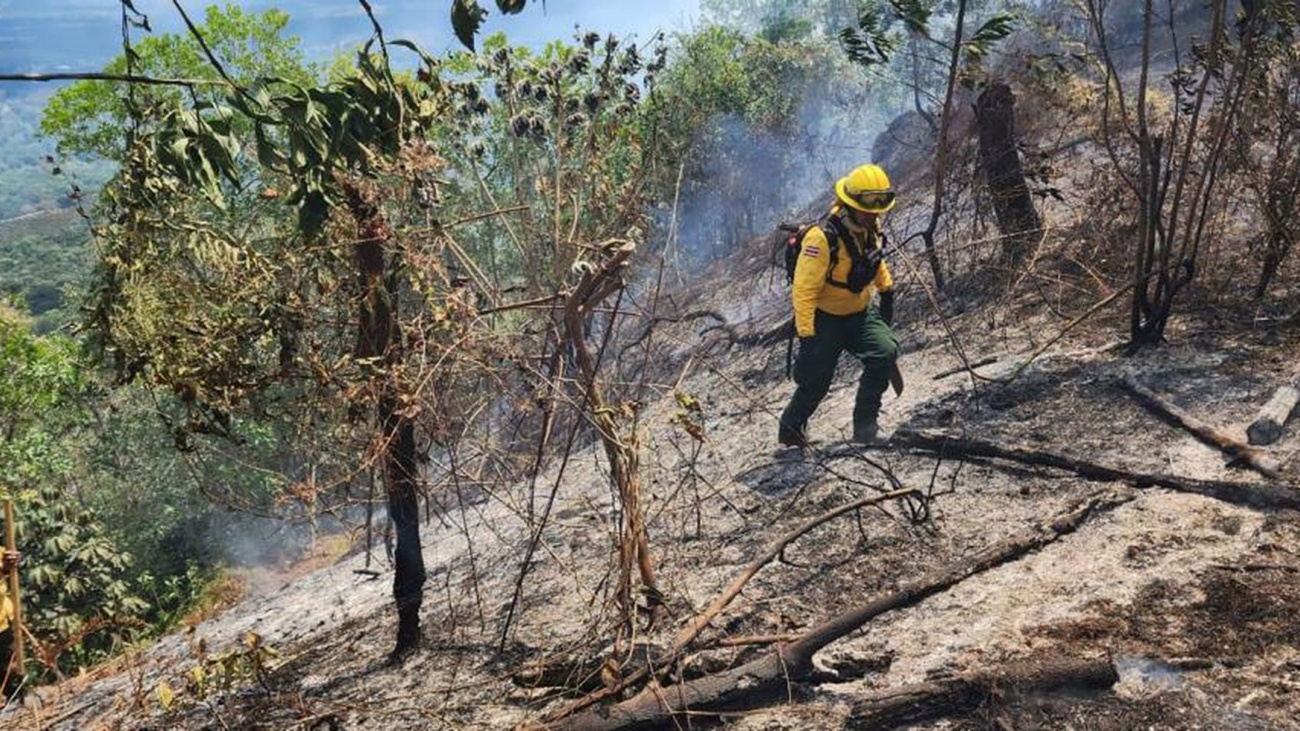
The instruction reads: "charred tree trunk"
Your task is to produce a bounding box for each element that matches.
[846,656,1118,728]
[975,81,1043,263]
[345,182,426,657]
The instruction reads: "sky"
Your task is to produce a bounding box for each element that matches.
[0,1,702,82]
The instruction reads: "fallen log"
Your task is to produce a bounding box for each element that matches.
[890,428,1300,510]
[542,489,917,709]
[555,493,1129,730]
[1120,375,1285,480]
[845,656,1118,729]
[525,489,915,698]
[1247,384,1300,446]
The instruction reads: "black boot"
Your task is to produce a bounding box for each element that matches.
[852,418,879,444]
[778,420,809,447]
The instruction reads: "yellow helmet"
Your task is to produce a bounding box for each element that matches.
[835,164,896,213]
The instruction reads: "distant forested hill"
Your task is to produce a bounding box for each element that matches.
[0,92,113,220]
[0,207,92,333]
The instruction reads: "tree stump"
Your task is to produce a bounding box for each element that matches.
[975,81,1043,263]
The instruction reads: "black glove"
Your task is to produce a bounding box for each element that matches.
[879,290,895,327]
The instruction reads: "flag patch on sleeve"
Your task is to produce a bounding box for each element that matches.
[803,245,821,258]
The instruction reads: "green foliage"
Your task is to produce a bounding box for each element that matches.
[40,4,314,160]
[18,481,149,663]
[840,6,900,68]
[889,0,933,37]
[435,31,665,286]
[0,313,268,678]
[642,22,873,257]
[965,12,1019,62]
[842,0,1019,71]
[82,44,451,439]
[0,209,92,328]
[0,316,147,674]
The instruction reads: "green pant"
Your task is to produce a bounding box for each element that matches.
[780,307,898,441]
[1,627,14,701]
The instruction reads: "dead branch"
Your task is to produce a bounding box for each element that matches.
[994,281,1133,384]
[932,356,999,381]
[707,634,801,648]
[1120,375,1287,480]
[0,71,227,86]
[691,315,792,349]
[514,658,606,693]
[845,656,1118,728]
[541,486,918,713]
[553,493,1129,730]
[621,310,726,354]
[669,487,918,656]
[891,428,1300,510]
[562,242,660,625]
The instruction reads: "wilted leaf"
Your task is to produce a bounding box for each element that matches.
[451,0,489,50]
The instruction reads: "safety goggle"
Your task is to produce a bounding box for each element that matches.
[848,189,895,211]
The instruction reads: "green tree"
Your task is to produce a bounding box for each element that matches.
[645,22,859,257]
[433,31,665,291]
[0,315,147,678]
[81,24,468,654]
[702,0,861,36]
[40,4,314,160]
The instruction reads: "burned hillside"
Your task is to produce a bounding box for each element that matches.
[3,0,1300,729]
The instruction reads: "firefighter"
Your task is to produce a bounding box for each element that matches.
[1,546,19,702]
[779,163,899,446]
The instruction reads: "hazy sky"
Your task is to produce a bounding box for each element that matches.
[0,1,702,79]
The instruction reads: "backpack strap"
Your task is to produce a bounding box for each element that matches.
[820,214,862,290]
[822,214,884,292]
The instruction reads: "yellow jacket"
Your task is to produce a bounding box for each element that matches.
[791,205,894,337]
[1,583,10,634]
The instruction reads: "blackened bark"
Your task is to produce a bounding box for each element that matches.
[975,81,1043,263]
[384,394,425,653]
[344,181,426,656]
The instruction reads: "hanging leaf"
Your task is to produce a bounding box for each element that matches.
[888,0,931,37]
[451,0,489,50]
[966,12,1018,61]
[840,7,897,68]
[496,0,527,12]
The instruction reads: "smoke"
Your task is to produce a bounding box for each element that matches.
[660,61,900,270]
